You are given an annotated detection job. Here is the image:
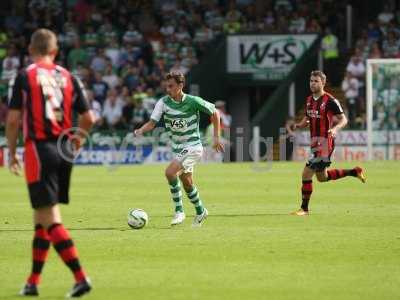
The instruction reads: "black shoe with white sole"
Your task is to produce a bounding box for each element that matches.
[66,279,92,298]
[19,283,38,296]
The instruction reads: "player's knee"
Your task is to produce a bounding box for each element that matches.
[302,168,314,180]
[302,175,313,181]
[34,221,50,230]
[165,169,175,180]
[316,175,328,182]
[34,205,61,229]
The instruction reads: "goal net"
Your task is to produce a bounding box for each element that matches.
[366,59,400,160]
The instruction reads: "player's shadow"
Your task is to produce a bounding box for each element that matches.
[209,213,288,217]
[0,227,129,232]
[155,213,288,218]
[0,226,179,231]
[0,213,288,232]
[1,295,64,300]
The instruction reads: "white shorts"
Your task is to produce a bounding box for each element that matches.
[173,145,203,174]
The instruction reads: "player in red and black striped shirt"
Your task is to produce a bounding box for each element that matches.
[290,70,366,216]
[6,29,95,297]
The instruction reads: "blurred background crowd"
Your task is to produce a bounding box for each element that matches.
[0,0,399,131]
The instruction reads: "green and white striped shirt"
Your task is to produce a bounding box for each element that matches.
[150,93,216,153]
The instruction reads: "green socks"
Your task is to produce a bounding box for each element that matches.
[186,186,204,215]
[169,178,183,213]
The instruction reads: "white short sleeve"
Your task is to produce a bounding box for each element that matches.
[150,99,165,122]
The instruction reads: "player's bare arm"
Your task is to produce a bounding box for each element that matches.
[328,113,348,138]
[134,120,157,136]
[294,116,309,130]
[210,109,224,152]
[78,111,96,133]
[74,111,95,150]
[5,109,22,175]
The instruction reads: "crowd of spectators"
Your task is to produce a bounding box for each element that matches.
[342,4,400,129]
[0,0,346,131]
[3,1,397,131]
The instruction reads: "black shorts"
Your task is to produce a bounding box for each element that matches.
[24,139,73,209]
[306,155,332,172]
[306,138,335,172]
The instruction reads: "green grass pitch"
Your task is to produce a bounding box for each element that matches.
[0,161,399,299]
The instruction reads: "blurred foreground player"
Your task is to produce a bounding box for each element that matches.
[6,29,95,297]
[291,71,366,216]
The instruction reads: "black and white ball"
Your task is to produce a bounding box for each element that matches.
[127,209,149,229]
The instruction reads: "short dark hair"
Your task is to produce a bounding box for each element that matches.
[165,72,185,85]
[310,70,326,83]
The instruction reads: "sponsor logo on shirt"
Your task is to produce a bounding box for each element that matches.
[170,119,188,130]
[307,110,321,118]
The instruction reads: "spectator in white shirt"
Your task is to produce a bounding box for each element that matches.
[378,5,394,25]
[122,23,143,45]
[160,21,175,37]
[105,38,121,67]
[346,52,366,93]
[170,60,188,75]
[1,46,20,83]
[289,11,305,33]
[90,47,108,73]
[341,72,360,127]
[215,100,232,130]
[102,88,124,129]
[102,64,120,89]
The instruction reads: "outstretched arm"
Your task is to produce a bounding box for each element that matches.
[134,120,157,136]
[136,99,163,136]
[294,116,309,130]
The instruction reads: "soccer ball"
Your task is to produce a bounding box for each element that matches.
[127,208,149,229]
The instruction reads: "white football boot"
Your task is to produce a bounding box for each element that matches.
[171,212,186,226]
[192,208,208,227]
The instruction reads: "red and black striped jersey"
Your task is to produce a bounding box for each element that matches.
[305,92,343,139]
[8,61,89,142]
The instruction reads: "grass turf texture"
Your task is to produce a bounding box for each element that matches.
[0,161,399,299]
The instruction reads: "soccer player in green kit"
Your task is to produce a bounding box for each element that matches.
[135,72,224,227]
